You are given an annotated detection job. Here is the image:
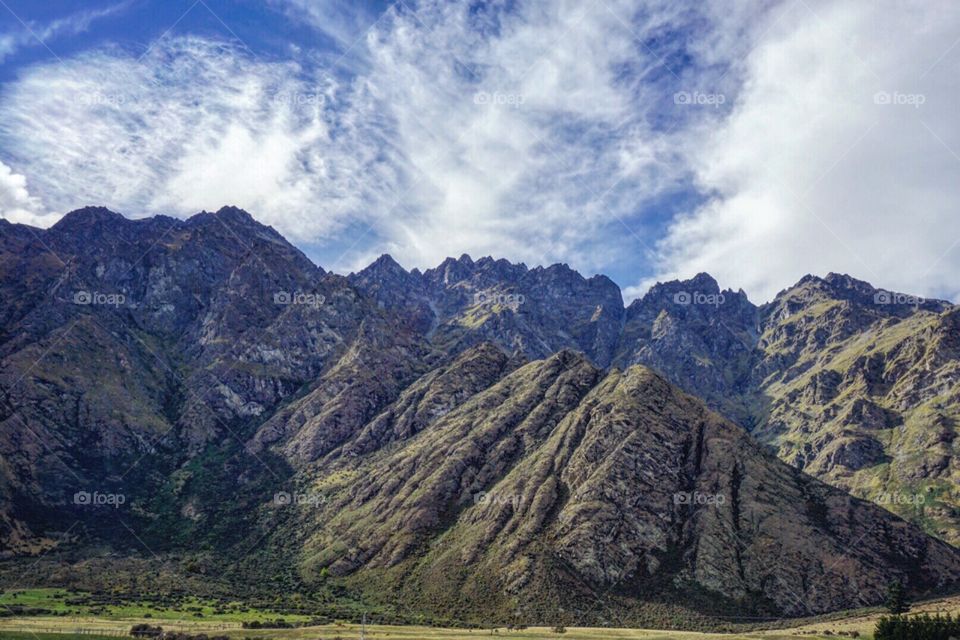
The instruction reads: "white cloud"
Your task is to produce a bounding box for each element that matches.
[270,0,382,53]
[0,160,50,226]
[0,1,130,62]
[651,0,960,302]
[332,0,698,272]
[0,37,399,243]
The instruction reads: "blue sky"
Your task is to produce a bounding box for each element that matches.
[1,0,959,302]
[0,1,392,79]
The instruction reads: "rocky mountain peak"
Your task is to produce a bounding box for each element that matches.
[368,253,406,273]
[631,272,754,316]
[50,206,126,230]
[789,272,881,301]
[823,271,873,288]
[214,204,256,220]
[689,270,721,289]
[304,340,960,620]
[177,205,264,232]
[353,254,414,288]
[637,272,724,303]
[431,255,473,284]
[769,272,950,320]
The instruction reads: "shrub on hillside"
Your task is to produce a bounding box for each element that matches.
[874,613,960,640]
[130,624,163,637]
[241,618,293,629]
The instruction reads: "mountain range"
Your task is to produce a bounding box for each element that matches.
[1,206,958,626]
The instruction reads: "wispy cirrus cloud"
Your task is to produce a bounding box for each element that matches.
[0,1,131,62]
[268,0,385,53]
[0,37,401,243]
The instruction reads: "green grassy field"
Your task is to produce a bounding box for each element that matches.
[0,589,314,624]
[0,623,824,640]
[0,634,120,640]
[2,590,960,640]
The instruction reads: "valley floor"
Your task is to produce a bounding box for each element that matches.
[0,624,821,640]
[2,595,960,640]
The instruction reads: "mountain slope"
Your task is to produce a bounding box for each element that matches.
[274,350,960,623]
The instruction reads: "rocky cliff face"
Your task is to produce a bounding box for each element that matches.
[0,207,369,551]
[350,253,625,366]
[751,274,960,544]
[2,207,959,624]
[612,272,760,426]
